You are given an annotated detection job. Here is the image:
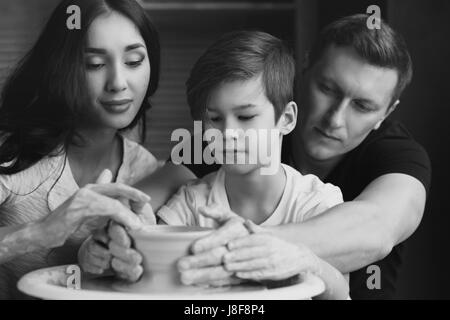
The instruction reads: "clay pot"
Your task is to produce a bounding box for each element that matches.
[125,225,212,293]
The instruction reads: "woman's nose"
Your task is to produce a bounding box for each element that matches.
[106,64,127,93]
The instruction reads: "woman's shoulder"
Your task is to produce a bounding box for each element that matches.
[0,152,66,204]
[120,136,160,183]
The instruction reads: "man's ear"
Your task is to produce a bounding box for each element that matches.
[277,101,298,135]
[374,100,400,130]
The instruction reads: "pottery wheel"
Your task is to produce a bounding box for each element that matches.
[17,265,325,300]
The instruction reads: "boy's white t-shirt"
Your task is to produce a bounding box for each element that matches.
[157,164,343,227]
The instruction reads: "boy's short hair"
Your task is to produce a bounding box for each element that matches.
[186,30,295,121]
[308,14,413,105]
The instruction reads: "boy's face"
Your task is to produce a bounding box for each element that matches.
[204,75,283,175]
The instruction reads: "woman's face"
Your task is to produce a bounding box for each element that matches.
[83,11,150,130]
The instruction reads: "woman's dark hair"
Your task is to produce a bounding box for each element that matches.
[0,0,160,175]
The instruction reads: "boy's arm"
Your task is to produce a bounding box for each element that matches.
[133,162,196,213]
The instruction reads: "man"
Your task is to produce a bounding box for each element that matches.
[175,14,431,299]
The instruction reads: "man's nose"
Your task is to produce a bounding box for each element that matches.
[106,64,127,93]
[324,99,347,129]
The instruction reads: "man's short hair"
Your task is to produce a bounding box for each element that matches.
[308,14,413,105]
[186,30,295,121]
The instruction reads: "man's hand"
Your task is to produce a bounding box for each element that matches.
[177,205,249,286]
[223,220,320,281]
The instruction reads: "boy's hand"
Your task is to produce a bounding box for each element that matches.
[108,222,144,282]
[78,227,112,275]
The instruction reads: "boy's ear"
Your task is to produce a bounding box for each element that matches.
[277,101,298,135]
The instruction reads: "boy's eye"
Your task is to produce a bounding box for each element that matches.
[238,115,256,121]
[208,116,221,122]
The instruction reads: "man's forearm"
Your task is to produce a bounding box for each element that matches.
[270,201,394,274]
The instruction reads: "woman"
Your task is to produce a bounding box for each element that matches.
[0,0,161,299]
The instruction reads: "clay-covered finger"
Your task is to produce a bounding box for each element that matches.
[83,264,105,275]
[85,253,111,271]
[92,227,109,246]
[227,234,270,250]
[223,246,266,263]
[177,246,228,270]
[108,222,132,247]
[88,240,111,260]
[90,183,150,204]
[180,266,233,285]
[111,258,143,282]
[109,241,142,265]
[87,193,142,230]
[225,258,268,272]
[191,219,249,253]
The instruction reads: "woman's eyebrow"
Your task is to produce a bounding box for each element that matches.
[85,47,106,54]
[84,43,145,54]
[125,43,145,51]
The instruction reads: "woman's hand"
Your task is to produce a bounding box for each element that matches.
[40,169,150,248]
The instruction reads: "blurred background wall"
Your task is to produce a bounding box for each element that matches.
[0,0,448,299]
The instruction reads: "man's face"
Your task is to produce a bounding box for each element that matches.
[299,45,399,162]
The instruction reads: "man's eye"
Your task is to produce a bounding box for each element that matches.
[238,115,256,121]
[126,59,144,67]
[318,82,333,94]
[353,101,372,112]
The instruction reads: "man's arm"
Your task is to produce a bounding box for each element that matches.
[270,173,426,273]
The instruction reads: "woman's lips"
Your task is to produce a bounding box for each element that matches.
[100,99,133,113]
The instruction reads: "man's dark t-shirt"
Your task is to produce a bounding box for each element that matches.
[181,119,431,299]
